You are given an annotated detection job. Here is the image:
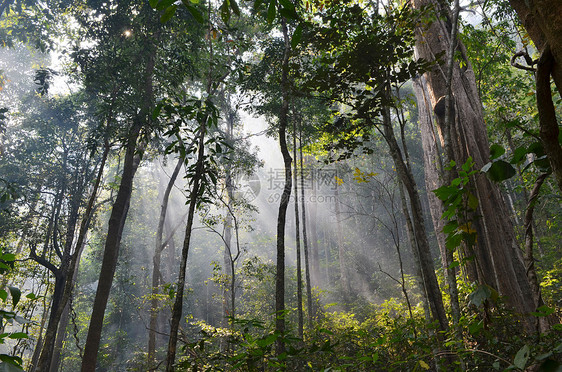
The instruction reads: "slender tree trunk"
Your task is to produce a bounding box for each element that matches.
[81,127,142,372]
[299,134,314,327]
[524,172,552,334]
[292,125,304,339]
[165,116,208,371]
[399,182,431,321]
[334,166,350,302]
[274,17,292,356]
[49,232,88,372]
[308,165,320,289]
[35,143,109,372]
[148,157,183,366]
[379,102,449,333]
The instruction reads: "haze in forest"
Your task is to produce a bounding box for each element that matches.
[0,0,561,371]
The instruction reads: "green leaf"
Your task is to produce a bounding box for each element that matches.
[220,1,230,23]
[0,290,6,302]
[0,358,24,371]
[267,0,276,23]
[510,146,528,164]
[467,193,479,210]
[489,144,505,160]
[229,0,240,15]
[149,0,159,8]
[7,286,20,307]
[433,185,456,201]
[1,254,15,262]
[253,0,264,11]
[7,332,27,340]
[291,24,302,49]
[160,4,177,23]
[468,284,496,307]
[531,305,555,317]
[482,160,516,182]
[513,345,530,370]
[155,0,175,10]
[182,1,205,23]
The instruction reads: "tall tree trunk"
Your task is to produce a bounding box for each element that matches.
[411,0,537,328]
[165,116,208,371]
[81,126,142,372]
[524,172,552,334]
[299,133,314,328]
[35,143,109,372]
[292,125,304,339]
[49,231,88,372]
[399,182,431,322]
[274,17,292,356]
[148,157,183,366]
[334,166,350,302]
[379,102,449,333]
[308,164,321,289]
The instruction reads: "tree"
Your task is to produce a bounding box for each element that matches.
[410,0,538,330]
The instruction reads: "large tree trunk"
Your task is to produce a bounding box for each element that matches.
[411,0,537,328]
[507,0,562,193]
[508,0,562,92]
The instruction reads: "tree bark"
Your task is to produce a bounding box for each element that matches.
[148,157,183,366]
[507,0,562,92]
[536,46,562,193]
[292,124,304,339]
[275,17,292,356]
[524,172,551,334]
[379,102,449,333]
[165,118,208,371]
[35,143,109,372]
[81,127,142,372]
[299,133,314,328]
[411,0,537,328]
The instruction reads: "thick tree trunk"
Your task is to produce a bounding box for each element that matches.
[508,0,562,92]
[536,46,562,193]
[411,0,537,328]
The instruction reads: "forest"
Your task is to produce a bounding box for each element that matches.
[0,0,561,370]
